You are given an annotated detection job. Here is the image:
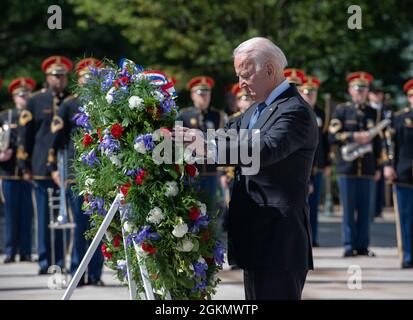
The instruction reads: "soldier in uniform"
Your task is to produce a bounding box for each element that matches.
[383,79,413,268]
[328,72,381,257]
[49,58,105,285]
[1,78,36,263]
[18,55,72,274]
[299,75,331,247]
[177,76,225,210]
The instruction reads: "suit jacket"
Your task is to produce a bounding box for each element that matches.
[222,84,318,271]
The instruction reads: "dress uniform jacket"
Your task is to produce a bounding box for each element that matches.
[17,88,69,179]
[328,102,382,177]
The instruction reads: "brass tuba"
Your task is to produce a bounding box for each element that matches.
[341,118,391,162]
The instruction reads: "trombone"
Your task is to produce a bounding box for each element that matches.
[48,148,76,273]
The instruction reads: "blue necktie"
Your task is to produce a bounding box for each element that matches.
[248,102,267,129]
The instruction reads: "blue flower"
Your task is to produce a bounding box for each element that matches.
[126,225,160,246]
[191,279,208,293]
[214,241,225,266]
[101,69,116,92]
[194,261,208,278]
[189,215,209,234]
[81,149,100,167]
[98,131,120,156]
[84,195,106,216]
[73,111,92,130]
[116,260,128,280]
[134,134,155,153]
[160,97,176,114]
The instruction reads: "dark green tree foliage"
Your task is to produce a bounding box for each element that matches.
[1,0,412,108]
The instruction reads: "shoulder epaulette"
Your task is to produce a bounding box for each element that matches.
[335,101,352,109]
[394,107,410,117]
[62,94,77,104]
[178,107,195,113]
[228,111,241,120]
[30,89,47,97]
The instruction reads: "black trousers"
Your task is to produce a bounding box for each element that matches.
[243,269,308,300]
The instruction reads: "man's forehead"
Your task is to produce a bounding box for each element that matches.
[234,55,254,70]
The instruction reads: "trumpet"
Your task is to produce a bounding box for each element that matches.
[341,119,391,162]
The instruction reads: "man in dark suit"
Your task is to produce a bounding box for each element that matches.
[177,37,318,300]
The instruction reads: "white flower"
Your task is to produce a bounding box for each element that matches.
[198,256,206,264]
[84,101,93,116]
[176,238,194,252]
[147,207,164,224]
[165,181,179,197]
[172,222,188,238]
[134,141,147,154]
[105,87,115,104]
[152,90,165,102]
[123,221,137,234]
[109,154,122,167]
[117,259,126,266]
[128,96,144,110]
[85,178,95,187]
[105,231,113,241]
[85,178,95,193]
[196,201,207,216]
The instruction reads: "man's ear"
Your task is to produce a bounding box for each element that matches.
[266,63,274,76]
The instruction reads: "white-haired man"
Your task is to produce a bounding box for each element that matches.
[177,37,318,299]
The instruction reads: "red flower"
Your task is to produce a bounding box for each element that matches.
[82,134,93,147]
[184,164,198,177]
[141,243,156,254]
[120,182,132,196]
[174,164,181,174]
[101,243,113,259]
[114,76,130,88]
[189,207,200,221]
[111,123,124,139]
[113,234,121,248]
[97,128,103,142]
[83,193,89,204]
[135,170,147,185]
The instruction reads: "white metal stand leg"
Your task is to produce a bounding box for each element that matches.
[121,220,139,300]
[62,194,122,300]
[62,193,171,300]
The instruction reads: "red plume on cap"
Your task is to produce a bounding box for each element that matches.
[346,71,374,86]
[186,76,215,91]
[403,79,413,96]
[283,68,305,85]
[301,75,321,90]
[75,58,103,76]
[8,77,36,95]
[41,55,73,75]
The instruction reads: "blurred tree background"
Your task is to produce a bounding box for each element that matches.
[1,0,412,109]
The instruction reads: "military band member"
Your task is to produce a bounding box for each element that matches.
[18,55,72,274]
[299,75,331,247]
[329,72,381,257]
[49,58,104,285]
[383,79,413,268]
[1,78,36,263]
[177,76,225,210]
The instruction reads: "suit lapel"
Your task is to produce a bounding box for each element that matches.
[240,102,258,129]
[252,85,296,130]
